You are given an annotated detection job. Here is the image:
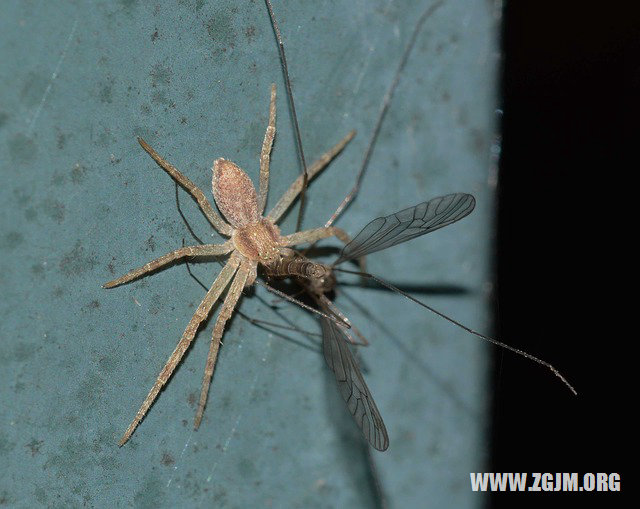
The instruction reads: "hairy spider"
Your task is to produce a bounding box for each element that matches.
[104,84,356,446]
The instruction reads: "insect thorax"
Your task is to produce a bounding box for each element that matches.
[301,265,336,297]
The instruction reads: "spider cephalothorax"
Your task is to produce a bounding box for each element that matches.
[212,157,289,284]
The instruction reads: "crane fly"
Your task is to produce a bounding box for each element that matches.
[266,193,478,451]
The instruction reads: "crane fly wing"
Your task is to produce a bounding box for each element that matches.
[321,317,389,451]
[335,193,475,264]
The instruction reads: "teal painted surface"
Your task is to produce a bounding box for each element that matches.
[0,1,498,507]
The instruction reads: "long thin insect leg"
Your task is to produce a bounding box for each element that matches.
[325,0,446,227]
[194,265,250,429]
[320,294,369,346]
[336,268,578,396]
[118,258,239,446]
[264,0,308,232]
[254,279,350,329]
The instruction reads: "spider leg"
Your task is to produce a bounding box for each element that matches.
[267,130,356,223]
[281,227,366,272]
[281,226,352,247]
[118,256,240,446]
[258,84,276,215]
[137,137,233,237]
[193,262,251,429]
[103,242,233,288]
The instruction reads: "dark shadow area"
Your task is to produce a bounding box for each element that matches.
[492,2,634,507]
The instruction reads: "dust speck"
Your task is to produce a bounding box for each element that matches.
[99,78,114,104]
[150,63,172,88]
[9,133,37,164]
[42,198,66,223]
[24,207,38,221]
[56,128,68,149]
[0,111,10,129]
[59,241,98,277]
[25,439,44,457]
[161,452,175,466]
[71,163,88,184]
[1,231,24,250]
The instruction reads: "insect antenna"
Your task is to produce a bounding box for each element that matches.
[335,267,577,396]
[265,0,309,232]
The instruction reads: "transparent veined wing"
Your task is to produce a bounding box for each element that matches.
[321,316,389,451]
[335,193,475,264]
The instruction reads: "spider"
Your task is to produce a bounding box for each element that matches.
[103,84,357,446]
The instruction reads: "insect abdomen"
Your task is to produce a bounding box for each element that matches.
[268,257,328,280]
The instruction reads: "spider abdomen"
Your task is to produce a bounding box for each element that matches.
[212,158,260,228]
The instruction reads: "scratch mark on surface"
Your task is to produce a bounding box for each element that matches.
[166,430,193,488]
[26,18,78,135]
